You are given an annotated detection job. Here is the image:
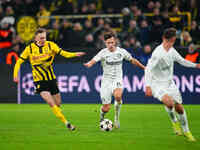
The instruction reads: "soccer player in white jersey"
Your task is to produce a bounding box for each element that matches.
[145,28,200,141]
[84,32,145,128]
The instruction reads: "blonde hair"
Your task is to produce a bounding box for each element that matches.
[180,31,192,46]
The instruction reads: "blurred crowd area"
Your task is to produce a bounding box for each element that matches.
[1,0,200,66]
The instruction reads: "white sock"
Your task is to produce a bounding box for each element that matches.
[100,106,106,121]
[164,106,178,123]
[178,110,190,133]
[114,100,122,122]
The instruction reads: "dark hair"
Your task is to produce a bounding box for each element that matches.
[163,28,176,39]
[35,28,46,35]
[104,32,116,40]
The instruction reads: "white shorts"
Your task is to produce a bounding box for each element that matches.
[150,80,182,104]
[100,79,123,104]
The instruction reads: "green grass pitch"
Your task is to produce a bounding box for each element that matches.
[0,104,200,150]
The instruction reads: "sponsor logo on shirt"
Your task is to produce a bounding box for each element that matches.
[105,53,122,65]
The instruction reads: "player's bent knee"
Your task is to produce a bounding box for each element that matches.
[102,104,111,112]
[102,108,109,112]
[162,95,174,109]
[164,101,174,109]
[175,104,184,114]
[176,108,184,114]
[115,95,122,101]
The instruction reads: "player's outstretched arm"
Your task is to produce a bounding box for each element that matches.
[60,50,86,58]
[130,58,145,70]
[84,49,102,68]
[75,52,86,57]
[13,47,29,83]
[50,41,86,58]
[13,59,24,83]
[84,59,97,68]
[173,49,197,68]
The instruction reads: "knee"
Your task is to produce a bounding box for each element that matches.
[176,109,184,114]
[162,95,174,109]
[47,101,55,107]
[56,101,61,107]
[166,103,174,109]
[175,104,184,114]
[114,94,122,102]
[102,104,111,112]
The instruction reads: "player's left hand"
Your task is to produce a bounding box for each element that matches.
[76,52,86,57]
[196,64,200,69]
[13,77,19,83]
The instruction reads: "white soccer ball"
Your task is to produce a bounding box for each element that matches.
[100,119,113,131]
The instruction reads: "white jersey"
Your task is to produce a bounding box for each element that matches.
[145,44,196,86]
[93,47,132,80]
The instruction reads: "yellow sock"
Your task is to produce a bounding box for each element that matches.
[58,107,62,112]
[52,105,68,124]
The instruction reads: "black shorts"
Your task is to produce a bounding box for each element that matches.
[34,79,59,95]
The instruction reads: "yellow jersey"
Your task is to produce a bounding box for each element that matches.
[14,41,77,82]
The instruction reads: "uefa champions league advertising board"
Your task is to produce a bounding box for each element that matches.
[18,63,200,104]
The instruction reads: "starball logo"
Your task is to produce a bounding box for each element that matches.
[22,73,35,95]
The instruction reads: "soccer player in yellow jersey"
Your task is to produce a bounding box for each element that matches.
[13,28,85,131]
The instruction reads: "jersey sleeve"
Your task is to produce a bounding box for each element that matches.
[93,50,104,62]
[144,54,159,86]
[144,67,152,86]
[13,46,29,79]
[173,49,196,68]
[122,48,132,61]
[50,42,77,58]
[50,41,61,54]
[19,46,29,60]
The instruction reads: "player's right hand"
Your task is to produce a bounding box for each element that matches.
[145,86,152,97]
[13,77,19,83]
[84,62,92,68]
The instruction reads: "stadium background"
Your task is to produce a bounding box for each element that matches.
[0,0,200,103]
